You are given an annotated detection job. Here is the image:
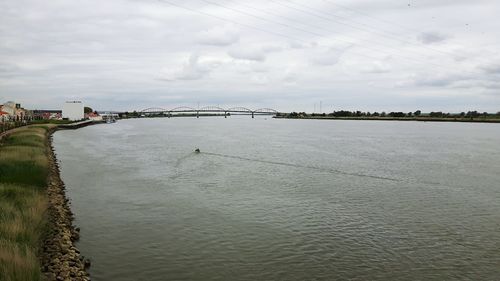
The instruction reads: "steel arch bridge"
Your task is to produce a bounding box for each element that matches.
[138,106,280,118]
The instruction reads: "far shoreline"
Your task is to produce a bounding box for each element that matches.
[274,116,500,123]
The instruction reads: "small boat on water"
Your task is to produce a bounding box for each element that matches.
[105,114,116,124]
[194,148,200,153]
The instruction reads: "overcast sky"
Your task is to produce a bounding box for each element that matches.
[1,0,499,112]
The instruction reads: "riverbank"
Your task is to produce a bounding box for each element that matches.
[0,125,90,281]
[275,116,500,123]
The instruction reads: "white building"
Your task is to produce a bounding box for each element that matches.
[62,101,84,121]
[2,101,18,115]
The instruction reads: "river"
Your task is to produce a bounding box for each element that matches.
[53,117,500,280]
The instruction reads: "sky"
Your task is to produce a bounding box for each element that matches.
[1,0,499,113]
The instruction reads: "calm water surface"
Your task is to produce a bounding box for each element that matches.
[53,118,500,280]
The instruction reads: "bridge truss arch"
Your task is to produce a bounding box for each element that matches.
[198,106,227,112]
[254,108,278,114]
[140,107,168,113]
[226,107,253,113]
[170,106,197,112]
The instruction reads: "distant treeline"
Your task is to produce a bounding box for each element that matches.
[281,110,500,119]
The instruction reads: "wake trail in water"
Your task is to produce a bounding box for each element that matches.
[174,152,197,168]
[201,152,402,182]
[168,153,200,180]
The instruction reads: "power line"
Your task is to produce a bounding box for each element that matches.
[295,0,465,59]
[156,0,306,46]
[223,0,454,70]
[321,0,425,35]
[270,0,461,59]
[324,0,498,51]
[289,0,412,40]
[156,0,476,79]
[157,0,411,66]
[196,0,460,71]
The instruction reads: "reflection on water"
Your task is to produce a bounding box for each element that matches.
[54,118,500,280]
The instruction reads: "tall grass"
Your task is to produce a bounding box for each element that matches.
[0,125,54,281]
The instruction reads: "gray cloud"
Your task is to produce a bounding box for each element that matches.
[0,0,499,112]
[481,64,500,74]
[411,73,469,87]
[311,54,341,66]
[195,25,240,46]
[0,63,22,76]
[159,54,215,81]
[309,46,351,66]
[417,32,449,44]
[227,47,266,61]
[359,62,391,74]
[283,66,299,84]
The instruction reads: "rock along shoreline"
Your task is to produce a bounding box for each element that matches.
[41,126,91,281]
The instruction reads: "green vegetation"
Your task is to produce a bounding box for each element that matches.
[279,110,500,122]
[1,120,73,134]
[30,119,73,125]
[0,122,29,134]
[0,125,54,281]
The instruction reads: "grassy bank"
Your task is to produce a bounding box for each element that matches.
[0,125,55,281]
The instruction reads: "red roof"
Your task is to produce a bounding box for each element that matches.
[0,111,9,115]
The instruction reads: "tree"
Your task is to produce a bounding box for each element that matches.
[429,112,444,117]
[389,112,406,117]
[414,110,421,116]
[466,111,479,118]
[332,110,353,117]
[84,107,93,114]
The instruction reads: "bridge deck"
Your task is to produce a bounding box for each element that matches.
[138,106,279,115]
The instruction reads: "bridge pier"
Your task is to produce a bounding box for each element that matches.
[251,112,254,118]
[224,111,227,118]
[196,111,199,118]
